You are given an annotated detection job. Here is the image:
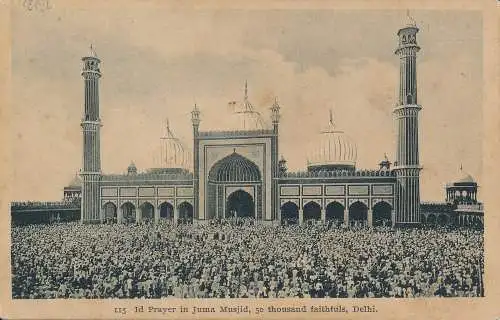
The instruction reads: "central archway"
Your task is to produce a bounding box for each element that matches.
[226,190,255,218]
[207,151,262,220]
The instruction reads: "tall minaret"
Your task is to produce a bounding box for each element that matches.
[80,45,102,224]
[191,103,201,222]
[270,97,280,221]
[393,15,422,227]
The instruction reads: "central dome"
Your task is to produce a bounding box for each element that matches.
[227,82,269,131]
[307,111,357,172]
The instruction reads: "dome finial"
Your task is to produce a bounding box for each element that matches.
[244,80,248,101]
[329,109,335,128]
[89,44,97,58]
[233,147,236,153]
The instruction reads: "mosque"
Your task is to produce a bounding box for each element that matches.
[11,19,483,227]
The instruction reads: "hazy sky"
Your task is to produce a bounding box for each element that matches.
[11,2,483,201]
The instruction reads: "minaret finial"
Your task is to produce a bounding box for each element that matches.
[89,44,97,58]
[166,118,170,129]
[329,109,334,126]
[460,163,463,171]
[244,80,248,101]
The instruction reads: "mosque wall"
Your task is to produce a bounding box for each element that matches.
[277,179,396,211]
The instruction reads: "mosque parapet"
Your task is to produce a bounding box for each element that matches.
[11,201,80,210]
[102,170,193,181]
[280,169,396,178]
[198,129,275,138]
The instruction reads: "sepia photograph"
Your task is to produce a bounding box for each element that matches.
[1,0,499,319]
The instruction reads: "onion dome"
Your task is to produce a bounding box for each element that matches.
[452,166,477,186]
[127,161,137,175]
[208,150,261,182]
[64,174,82,190]
[307,110,357,172]
[160,119,189,169]
[227,81,269,131]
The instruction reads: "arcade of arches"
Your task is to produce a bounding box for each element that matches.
[280,200,393,226]
[102,201,194,224]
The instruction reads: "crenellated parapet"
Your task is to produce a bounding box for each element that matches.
[198,129,275,138]
[280,169,396,179]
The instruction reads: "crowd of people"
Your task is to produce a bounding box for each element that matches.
[11,219,484,299]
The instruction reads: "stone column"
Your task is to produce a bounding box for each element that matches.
[154,206,160,224]
[321,208,326,223]
[136,207,142,224]
[367,209,373,227]
[174,206,179,226]
[298,209,304,226]
[117,207,123,224]
[343,209,348,226]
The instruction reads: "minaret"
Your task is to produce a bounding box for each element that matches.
[191,104,201,222]
[393,15,422,227]
[270,97,280,221]
[80,45,102,224]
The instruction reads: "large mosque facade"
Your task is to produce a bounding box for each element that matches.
[78,21,424,227]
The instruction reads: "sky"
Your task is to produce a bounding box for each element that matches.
[10,2,483,202]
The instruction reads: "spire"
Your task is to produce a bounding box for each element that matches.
[328,109,336,129]
[244,80,248,101]
[243,80,252,111]
[89,44,98,58]
[460,163,463,171]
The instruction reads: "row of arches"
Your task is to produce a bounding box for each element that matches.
[280,200,392,226]
[103,201,194,224]
[421,213,483,227]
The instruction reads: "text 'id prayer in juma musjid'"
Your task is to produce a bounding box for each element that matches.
[113,304,378,315]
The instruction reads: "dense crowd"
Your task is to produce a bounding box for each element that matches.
[11,219,484,299]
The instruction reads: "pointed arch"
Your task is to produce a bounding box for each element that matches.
[177,201,194,224]
[372,201,392,227]
[103,202,117,223]
[121,202,136,224]
[281,201,299,225]
[159,202,174,220]
[348,201,368,223]
[326,201,344,221]
[303,201,321,221]
[140,202,155,222]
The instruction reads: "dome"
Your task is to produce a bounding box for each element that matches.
[453,168,476,185]
[208,151,261,182]
[65,174,82,189]
[227,82,269,131]
[160,120,189,169]
[307,111,357,172]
